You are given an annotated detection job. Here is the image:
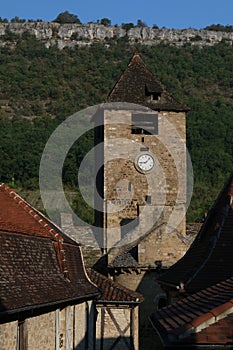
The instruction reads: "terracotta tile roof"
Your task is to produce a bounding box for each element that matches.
[0,183,74,243]
[107,53,190,112]
[157,172,233,293]
[150,277,233,347]
[184,313,233,345]
[88,269,143,304]
[0,184,99,316]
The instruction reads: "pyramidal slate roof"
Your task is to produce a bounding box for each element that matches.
[107,53,189,112]
[0,183,99,318]
[157,172,233,293]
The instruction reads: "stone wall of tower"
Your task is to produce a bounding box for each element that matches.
[103,107,187,259]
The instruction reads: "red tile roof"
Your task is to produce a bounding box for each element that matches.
[150,277,233,347]
[0,184,99,317]
[184,313,233,345]
[107,53,190,112]
[0,183,74,242]
[157,172,233,293]
[88,268,143,304]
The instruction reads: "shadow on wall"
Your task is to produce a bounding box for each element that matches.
[135,269,166,350]
[0,300,6,313]
[75,336,135,350]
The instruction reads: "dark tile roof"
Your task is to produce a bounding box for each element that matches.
[157,172,233,293]
[150,277,233,347]
[88,268,143,304]
[108,222,167,269]
[0,184,99,316]
[109,248,138,268]
[107,53,190,112]
[108,222,191,269]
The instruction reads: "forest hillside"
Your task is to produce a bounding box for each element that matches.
[0,28,232,222]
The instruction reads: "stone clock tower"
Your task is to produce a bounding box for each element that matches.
[94,53,190,266]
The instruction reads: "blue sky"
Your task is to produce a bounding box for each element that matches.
[1,0,233,29]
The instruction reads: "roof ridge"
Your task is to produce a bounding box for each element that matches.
[183,178,233,290]
[176,297,233,340]
[129,52,165,90]
[88,268,143,303]
[108,221,169,266]
[151,277,233,344]
[0,183,63,242]
[107,52,190,112]
[157,172,233,292]
[0,183,70,279]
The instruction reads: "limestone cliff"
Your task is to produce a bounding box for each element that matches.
[0,22,232,49]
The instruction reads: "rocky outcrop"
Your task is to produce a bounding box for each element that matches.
[0,22,232,48]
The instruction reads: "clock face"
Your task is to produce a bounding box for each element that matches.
[136,154,154,172]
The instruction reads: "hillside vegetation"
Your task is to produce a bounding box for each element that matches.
[0,32,232,222]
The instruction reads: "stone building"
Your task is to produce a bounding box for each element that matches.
[0,183,143,350]
[94,52,190,259]
[0,183,99,350]
[90,52,193,348]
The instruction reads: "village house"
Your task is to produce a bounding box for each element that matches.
[0,183,143,350]
[0,182,99,350]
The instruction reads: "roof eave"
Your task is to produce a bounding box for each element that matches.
[0,292,100,318]
[95,299,143,306]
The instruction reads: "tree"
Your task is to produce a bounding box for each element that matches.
[0,17,8,23]
[100,18,111,26]
[53,11,81,24]
[122,23,134,31]
[204,24,233,32]
[11,16,26,23]
[137,19,147,27]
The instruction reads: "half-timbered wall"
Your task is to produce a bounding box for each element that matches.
[95,305,139,350]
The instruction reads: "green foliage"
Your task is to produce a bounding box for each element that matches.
[0,34,232,222]
[0,17,8,23]
[137,19,147,27]
[204,24,233,32]
[53,11,81,24]
[190,35,202,41]
[100,18,111,26]
[122,23,135,31]
[10,16,26,23]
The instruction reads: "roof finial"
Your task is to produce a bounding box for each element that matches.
[132,46,140,58]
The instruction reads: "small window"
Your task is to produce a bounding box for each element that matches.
[132,113,158,135]
[145,85,161,102]
[151,92,161,102]
[132,127,149,135]
[146,195,151,204]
